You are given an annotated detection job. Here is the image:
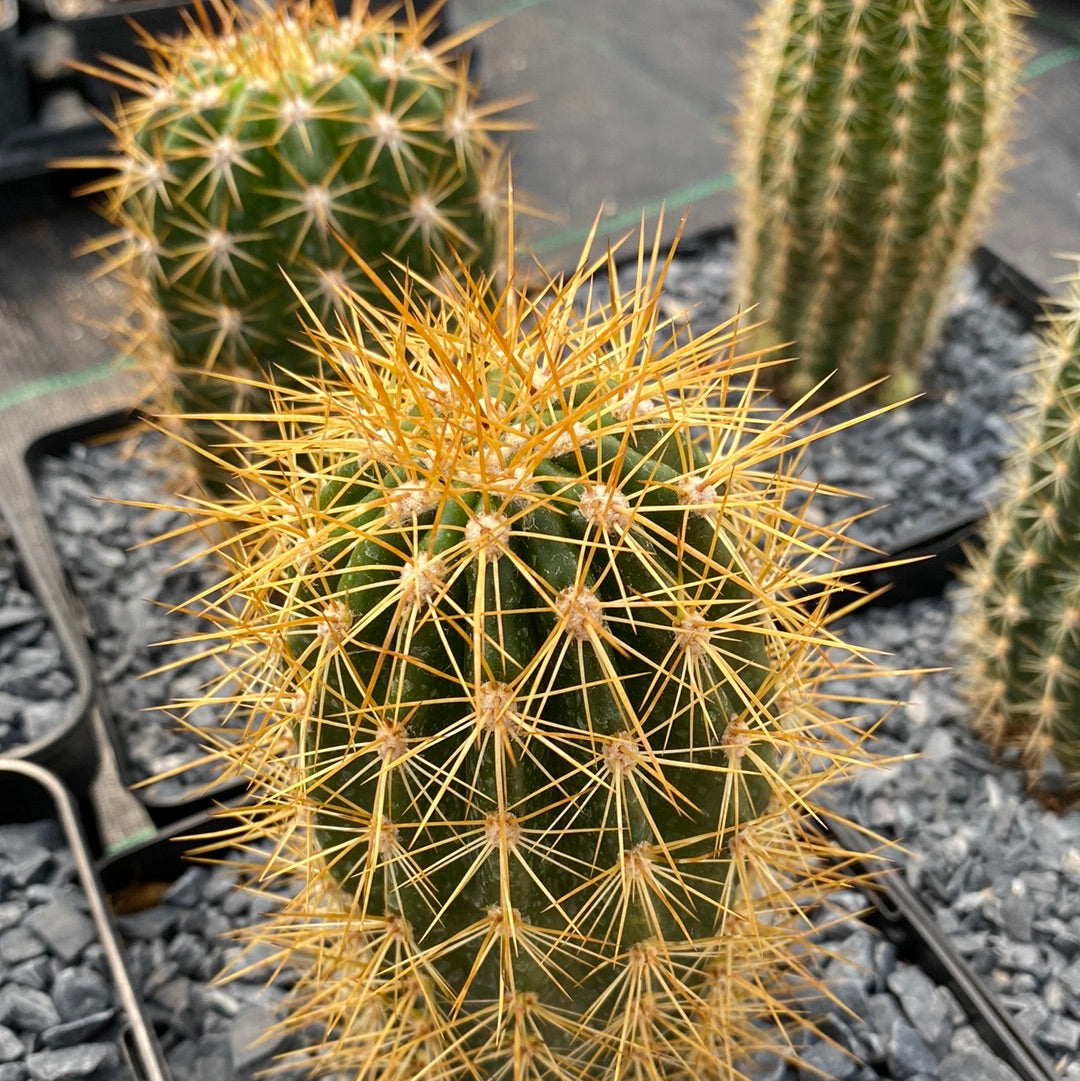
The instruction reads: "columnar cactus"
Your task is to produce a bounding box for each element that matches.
[79,0,508,431]
[959,262,1080,794]
[734,0,1027,404]
[171,227,887,1079]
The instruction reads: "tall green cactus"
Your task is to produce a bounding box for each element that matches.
[80,0,508,430]
[960,262,1080,793]
[734,0,1026,404]
[166,225,889,1079]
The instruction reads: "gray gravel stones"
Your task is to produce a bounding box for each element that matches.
[822,591,1080,1075]
[0,821,128,1080]
[34,435,230,800]
[118,854,320,1081]
[0,536,77,751]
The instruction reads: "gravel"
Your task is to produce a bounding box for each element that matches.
[2,233,1072,1079]
[32,435,233,803]
[816,591,1080,1079]
[0,532,78,752]
[113,852,326,1081]
[0,819,130,1081]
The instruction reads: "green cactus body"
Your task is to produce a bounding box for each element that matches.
[961,266,1080,791]
[734,0,1025,403]
[91,0,504,422]
[172,228,886,1078]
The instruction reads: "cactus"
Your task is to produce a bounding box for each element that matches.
[168,223,888,1079]
[734,0,1027,404]
[77,0,509,449]
[959,261,1080,795]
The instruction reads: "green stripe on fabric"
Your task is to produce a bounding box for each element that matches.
[1024,46,1080,81]
[0,358,135,413]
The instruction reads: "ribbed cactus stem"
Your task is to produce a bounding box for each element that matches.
[75,0,509,452]
[961,263,1080,790]
[163,224,889,1079]
[735,0,1026,403]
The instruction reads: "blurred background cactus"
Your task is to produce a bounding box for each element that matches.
[733,0,1027,405]
[77,0,512,471]
[163,222,890,1079]
[959,259,1080,799]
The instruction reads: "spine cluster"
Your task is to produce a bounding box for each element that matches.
[960,263,1080,794]
[734,0,1025,404]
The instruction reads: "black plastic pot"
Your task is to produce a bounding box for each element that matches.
[0,434,99,799]
[0,365,211,858]
[0,0,31,138]
[0,758,174,1081]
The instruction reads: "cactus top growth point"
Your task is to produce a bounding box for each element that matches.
[79,0,511,423]
[959,261,1080,798]
[734,0,1027,405]
[165,223,888,1079]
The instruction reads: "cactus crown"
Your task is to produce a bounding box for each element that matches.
[734,0,1028,404]
[165,223,887,1079]
[959,261,1080,798]
[74,0,513,425]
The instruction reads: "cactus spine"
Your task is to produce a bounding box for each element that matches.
[734,0,1026,404]
[960,262,1080,794]
[81,0,508,430]
[171,225,886,1079]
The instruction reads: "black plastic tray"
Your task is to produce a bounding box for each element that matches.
[0,364,220,857]
[0,418,100,797]
[0,758,173,1081]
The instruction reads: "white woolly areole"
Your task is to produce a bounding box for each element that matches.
[674,611,711,659]
[603,731,642,777]
[484,811,521,849]
[374,817,400,858]
[476,681,519,734]
[677,474,719,512]
[611,395,661,422]
[280,95,314,126]
[723,722,754,764]
[387,480,436,524]
[578,484,633,536]
[215,305,244,338]
[190,86,224,111]
[373,723,407,764]
[398,553,446,609]
[548,422,596,459]
[466,512,511,563]
[554,586,604,640]
[316,599,350,643]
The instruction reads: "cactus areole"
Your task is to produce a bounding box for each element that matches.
[181,225,883,1077]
